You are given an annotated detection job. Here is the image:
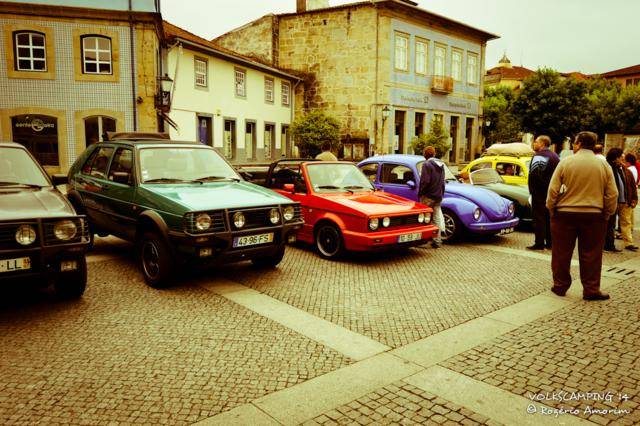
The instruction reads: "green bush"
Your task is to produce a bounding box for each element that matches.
[410,119,451,158]
[290,110,341,158]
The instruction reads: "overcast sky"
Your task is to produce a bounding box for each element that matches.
[161,0,639,75]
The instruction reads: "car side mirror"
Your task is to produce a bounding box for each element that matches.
[407,180,416,189]
[283,183,295,193]
[51,174,68,186]
[111,171,132,185]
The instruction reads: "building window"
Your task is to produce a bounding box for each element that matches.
[452,49,462,81]
[84,116,116,145]
[394,33,409,71]
[282,82,291,106]
[434,45,446,76]
[467,53,478,84]
[14,31,47,71]
[194,57,207,87]
[235,68,246,97]
[265,77,274,103]
[415,39,428,75]
[11,114,58,166]
[81,36,112,74]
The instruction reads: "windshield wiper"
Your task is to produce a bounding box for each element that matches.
[316,185,341,190]
[195,175,240,182]
[0,181,45,188]
[342,185,370,191]
[144,178,202,184]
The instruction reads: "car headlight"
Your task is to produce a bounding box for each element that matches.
[195,213,211,231]
[418,213,425,223]
[283,206,295,221]
[382,217,391,227]
[473,208,481,221]
[369,218,379,231]
[15,224,37,245]
[269,208,281,224]
[508,204,515,215]
[233,212,246,228]
[54,220,77,241]
[425,212,432,223]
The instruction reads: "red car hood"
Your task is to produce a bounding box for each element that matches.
[315,191,429,216]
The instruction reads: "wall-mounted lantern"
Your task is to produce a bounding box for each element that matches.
[155,74,174,111]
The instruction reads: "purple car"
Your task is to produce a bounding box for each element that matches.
[357,155,519,241]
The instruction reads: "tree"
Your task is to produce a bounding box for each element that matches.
[582,77,622,138]
[616,85,640,133]
[410,119,451,158]
[483,86,520,145]
[290,110,341,158]
[512,69,588,146]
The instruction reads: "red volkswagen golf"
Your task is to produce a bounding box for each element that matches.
[258,160,439,259]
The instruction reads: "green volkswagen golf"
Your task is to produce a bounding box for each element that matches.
[67,133,303,288]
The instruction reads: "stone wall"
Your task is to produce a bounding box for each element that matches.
[215,15,276,65]
[278,6,378,140]
[135,22,160,132]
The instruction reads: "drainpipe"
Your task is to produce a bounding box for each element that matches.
[291,79,301,156]
[129,0,138,130]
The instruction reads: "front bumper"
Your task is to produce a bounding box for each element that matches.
[0,244,87,284]
[343,224,439,252]
[466,217,520,234]
[168,220,304,265]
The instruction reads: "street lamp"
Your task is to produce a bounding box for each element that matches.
[155,74,174,111]
[382,105,391,122]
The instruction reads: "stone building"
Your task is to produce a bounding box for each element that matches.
[163,22,300,164]
[214,0,498,163]
[0,0,163,174]
[484,54,534,91]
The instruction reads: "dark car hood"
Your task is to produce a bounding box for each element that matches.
[0,187,75,221]
[446,182,511,220]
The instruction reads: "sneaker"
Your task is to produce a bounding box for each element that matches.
[526,244,545,251]
[583,292,610,301]
[604,246,622,253]
[625,245,638,251]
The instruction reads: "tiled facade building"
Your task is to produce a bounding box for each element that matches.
[0,0,163,173]
[215,0,498,163]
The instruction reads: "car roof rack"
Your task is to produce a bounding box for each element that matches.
[105,132,171,141]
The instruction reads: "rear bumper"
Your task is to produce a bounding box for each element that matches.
[466,217,520,234]
[343,224,439,251]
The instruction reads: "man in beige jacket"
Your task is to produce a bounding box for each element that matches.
[546,131,619,301]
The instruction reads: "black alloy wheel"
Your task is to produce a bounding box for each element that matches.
[315,223,345,259]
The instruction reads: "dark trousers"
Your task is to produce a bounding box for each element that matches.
[604,206,619,249]
[531,197,551,247]
[551,212,607,296]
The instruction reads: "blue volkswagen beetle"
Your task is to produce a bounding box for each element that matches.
[357,155,519,241]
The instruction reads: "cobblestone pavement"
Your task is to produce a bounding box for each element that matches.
[442,278,640,425]
[308,381,499,426]
[0,259,351,425]
[219,240,561,348]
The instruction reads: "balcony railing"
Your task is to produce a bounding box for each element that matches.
[431,76,454,94]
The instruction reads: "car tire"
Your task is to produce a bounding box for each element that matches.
[138,232,174,288]
[315,223,345,259]
[53,257,87,299]
[252,244,285,268]
[441,209,463,242]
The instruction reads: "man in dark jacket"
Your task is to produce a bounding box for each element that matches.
[527,135,560,250]
[605,148,626,252]
[419,146,445,248]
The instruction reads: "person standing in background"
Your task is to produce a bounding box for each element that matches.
[419,146,446,248]
[315,141,338,161]
[605,148,626,253]
[527,135,559,250]
[619,154,638,251]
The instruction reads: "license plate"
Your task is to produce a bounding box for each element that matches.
[0,257,31,273]
[233,233,274,248]
[499,227,514,235]
[398,232,422,243]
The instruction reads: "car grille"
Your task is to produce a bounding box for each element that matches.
[228,206,281,231]
[43,217,89,246]
[184,211,227,234]
[388,215,421,228]
[291,205,303,222]
[0,221,39,250]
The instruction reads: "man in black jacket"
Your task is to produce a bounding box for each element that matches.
[419,146,446,248]
[528,135,559,250]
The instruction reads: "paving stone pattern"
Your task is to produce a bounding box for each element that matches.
[307,381,500,426]
[443,278,640,425]
[219,243,555,348]
[0,259,351,425]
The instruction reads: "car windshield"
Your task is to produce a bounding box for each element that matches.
[416,161,457,181]
[469,168,504,185]
[0,147,50,187]
[139,147,240,183]
[306,163,374,193]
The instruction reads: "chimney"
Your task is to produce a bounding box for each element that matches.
[296,0,330,13]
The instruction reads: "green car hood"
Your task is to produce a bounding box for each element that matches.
[141,181,294,212]
[482,183,530,205]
